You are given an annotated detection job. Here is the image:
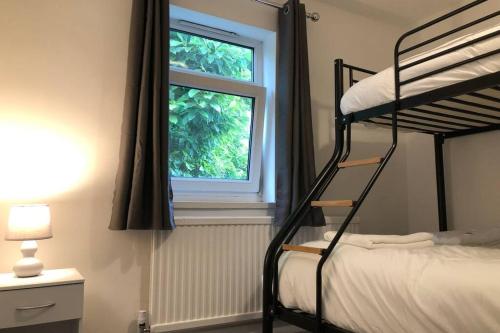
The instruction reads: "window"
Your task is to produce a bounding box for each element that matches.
[169,21,266,193]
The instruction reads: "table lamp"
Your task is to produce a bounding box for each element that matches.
[5,204,52,277]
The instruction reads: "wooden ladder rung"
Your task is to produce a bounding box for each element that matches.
[338,156,383,168]
[282,244,325,255]
[311,200,355,207]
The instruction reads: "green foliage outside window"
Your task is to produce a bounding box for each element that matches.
[168,30,255,181]
[169,86,253,180]
[169,29,253,81]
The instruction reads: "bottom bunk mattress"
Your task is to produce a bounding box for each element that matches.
[278,241,500,333]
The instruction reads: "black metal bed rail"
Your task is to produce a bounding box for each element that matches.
[348,70,500,135]
[399,28,500,71]
[399,10,499,58]
[262,59,398,333]
[340,57,500,136]
[394,0,498,102]
[340,64,500,137]
[276,306,352,333]
[342,0,500,161]
[390,0,500,137]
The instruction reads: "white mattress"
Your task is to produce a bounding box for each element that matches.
[340,24,500,115]
[279,241,500,333]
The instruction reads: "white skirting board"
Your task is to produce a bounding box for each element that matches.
[149,216,360,332]
[189,319,306,333]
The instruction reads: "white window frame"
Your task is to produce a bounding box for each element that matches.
[169,22,267,194]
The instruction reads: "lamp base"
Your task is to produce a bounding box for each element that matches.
[13,240,44,278]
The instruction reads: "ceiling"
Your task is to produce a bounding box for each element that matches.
[316,0,470,26]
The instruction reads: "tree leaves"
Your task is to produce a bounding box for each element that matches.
[170,114,178,124]
[169,85,253,180]
[188,89,199,98]
[169,30,253,82]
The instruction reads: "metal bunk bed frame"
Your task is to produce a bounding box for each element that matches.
[262,0,500,332]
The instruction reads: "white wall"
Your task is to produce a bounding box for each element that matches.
[0,1,150,333]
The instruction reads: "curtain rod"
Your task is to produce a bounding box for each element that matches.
[253,0,320,22]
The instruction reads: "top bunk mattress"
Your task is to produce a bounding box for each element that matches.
[340,23,500,115]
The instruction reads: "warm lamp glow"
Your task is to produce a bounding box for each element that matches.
[6,204,52,241]
[0,121,90,200]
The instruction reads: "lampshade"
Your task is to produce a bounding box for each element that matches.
[5,204,52,241]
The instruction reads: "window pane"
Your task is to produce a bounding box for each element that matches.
[169,85,253,180]
[169,29,254,82]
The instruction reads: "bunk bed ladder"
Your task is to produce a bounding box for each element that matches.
[262,59,399,333]
[314,108,398,332]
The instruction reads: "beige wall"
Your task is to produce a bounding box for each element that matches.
[405,133,439,233]
[170,0,277,32]
[407,130,500,233]
[446,131,500,230]
[0,1,150,333]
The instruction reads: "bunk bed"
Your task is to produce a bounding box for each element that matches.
[262,1,500,332]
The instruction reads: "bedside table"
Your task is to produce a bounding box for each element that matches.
[0,269,84,332]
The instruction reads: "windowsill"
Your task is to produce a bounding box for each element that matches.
[173,201,275,209]
[173,200,276,226]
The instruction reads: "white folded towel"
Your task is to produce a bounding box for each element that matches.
[324,231,434,249]
[433,227,500,247]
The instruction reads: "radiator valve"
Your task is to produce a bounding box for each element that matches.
[138,310,150,333]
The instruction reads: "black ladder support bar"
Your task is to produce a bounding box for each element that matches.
[262,59,348,333]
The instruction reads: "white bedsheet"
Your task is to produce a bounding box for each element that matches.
[340,24,500,115]
[279,241,500,333]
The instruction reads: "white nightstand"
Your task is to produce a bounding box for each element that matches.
[0,269,84,332]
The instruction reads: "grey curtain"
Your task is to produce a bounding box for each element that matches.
[109,0,175,230]
[275,0,324,226]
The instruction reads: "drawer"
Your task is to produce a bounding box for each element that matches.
[0,283,83,329]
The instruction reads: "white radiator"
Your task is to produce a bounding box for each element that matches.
[150,216,359,332]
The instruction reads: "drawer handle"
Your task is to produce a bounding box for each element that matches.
[16,302,56,310]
